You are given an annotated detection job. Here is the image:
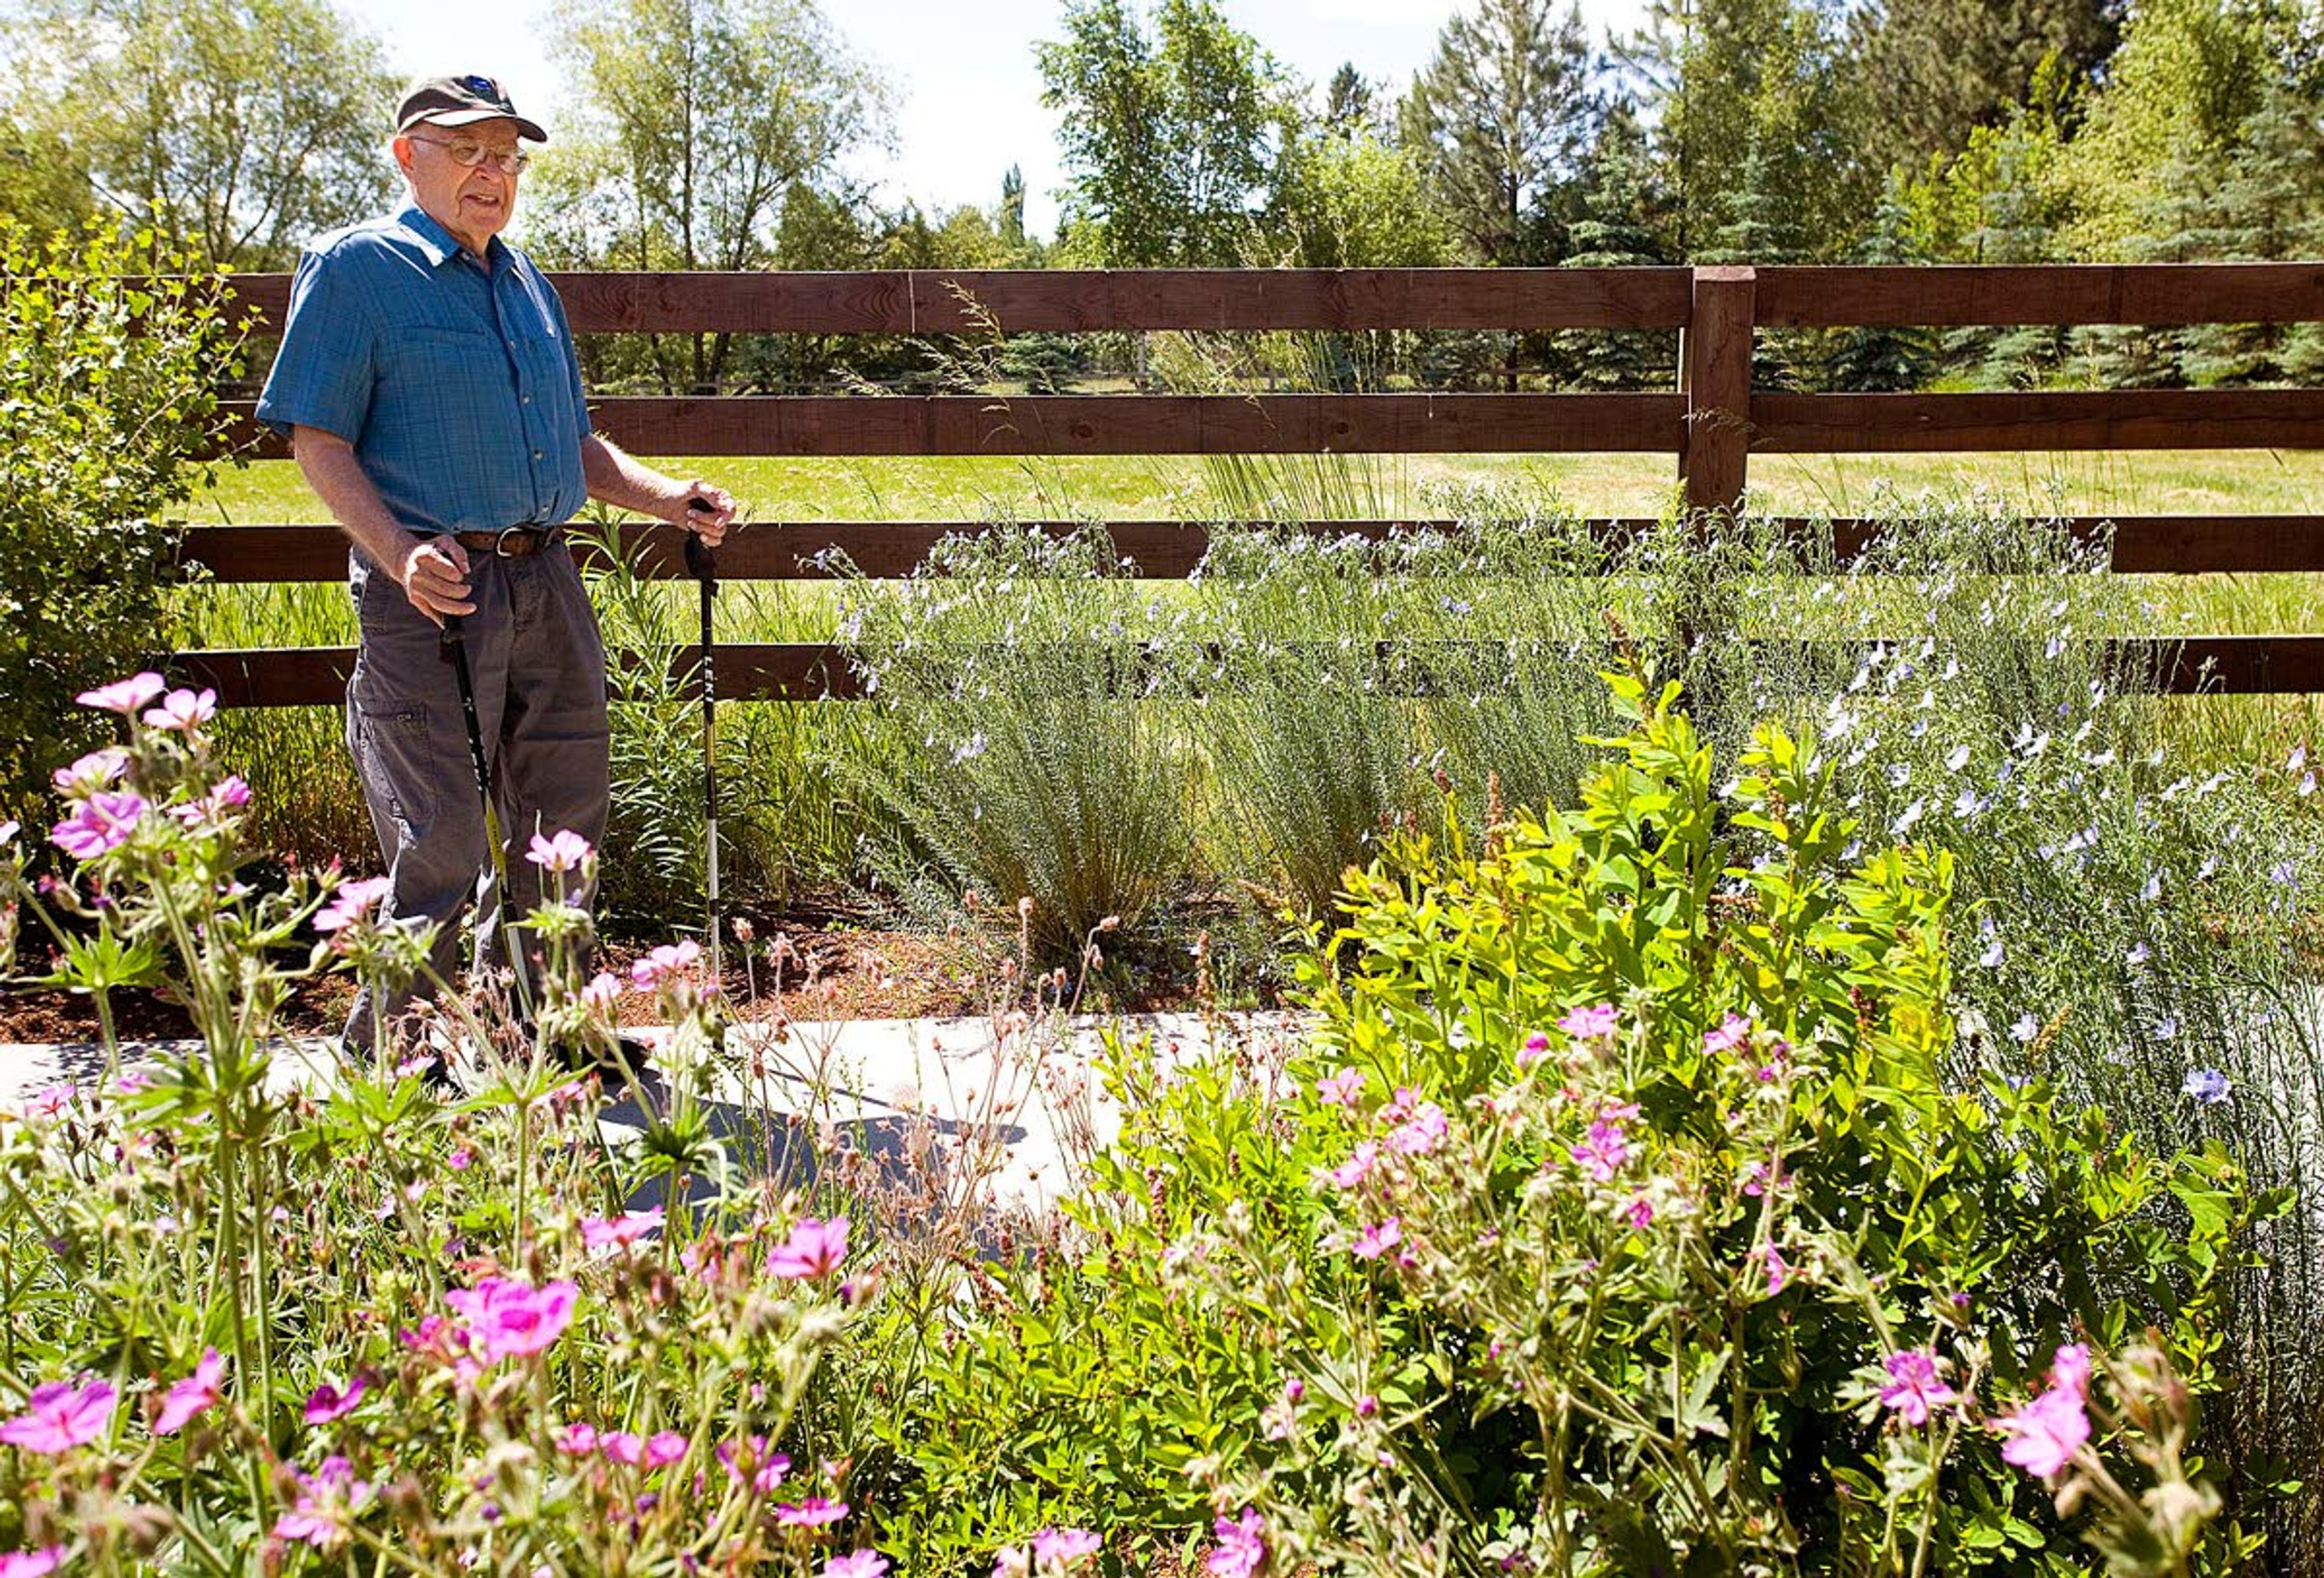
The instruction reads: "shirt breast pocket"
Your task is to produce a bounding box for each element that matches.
[372,330,524,456]
[510,329,583,435]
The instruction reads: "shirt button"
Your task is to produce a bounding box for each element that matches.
[522,394,533,405]
[532,449,544,460]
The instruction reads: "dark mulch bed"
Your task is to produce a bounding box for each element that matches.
[1,911,1219,1045]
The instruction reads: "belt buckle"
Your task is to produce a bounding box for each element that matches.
[494,525,535,558]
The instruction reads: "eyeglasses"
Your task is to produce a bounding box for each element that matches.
[407,135,530,175]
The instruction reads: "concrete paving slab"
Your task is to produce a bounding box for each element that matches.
[0,1011,1309,1213]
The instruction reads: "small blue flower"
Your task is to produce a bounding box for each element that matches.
[2154,1014,2178,1040]
[2125,942,2150,967]
[2182,1067,2231,1105]
[1980,940,2005,969]
[2010,1013,2040,1044]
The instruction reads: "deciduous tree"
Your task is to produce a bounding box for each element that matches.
[534,0,892,390]
[3,0,395,267]
[1036,0,1298,266]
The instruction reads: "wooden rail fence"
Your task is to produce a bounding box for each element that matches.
[172,263,2324,705]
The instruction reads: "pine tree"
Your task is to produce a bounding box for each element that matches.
[1696,137,1813,388]
[2077,134,2218,388]
[1825,172,1940,391]
[1399,0,1597,264]
[1956,117,2067,387]
[2184,80,2324,382]
[1325,62,1376,134]
[1623,0,1862,261]
[1845,0,2122,168]
[1557,106,1671,391]
[1000,163,1029,255]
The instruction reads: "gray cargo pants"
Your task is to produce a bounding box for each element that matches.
[341,539,610,1056]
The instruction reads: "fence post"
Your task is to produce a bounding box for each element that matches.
[1679,265,1756,517]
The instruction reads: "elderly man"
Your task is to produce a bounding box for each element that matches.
[257,74,735,1059]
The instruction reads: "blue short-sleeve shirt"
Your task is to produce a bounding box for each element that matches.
[256,204,592,535]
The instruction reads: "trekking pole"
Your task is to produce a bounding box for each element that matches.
[441,614,534,1023]
[683,506,722,987]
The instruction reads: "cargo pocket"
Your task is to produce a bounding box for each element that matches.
[351,702,439,833]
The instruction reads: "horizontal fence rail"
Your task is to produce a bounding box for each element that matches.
[171,637,2324,709]
[209,263,2324,336]
[176,517,2324,583]
[218,392,1689,461]
[156,262,2324,704]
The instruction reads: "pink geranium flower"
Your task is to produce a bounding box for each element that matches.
[273,1455,372,1550]
[1558,1003,1619,1041]
[1313,1067,1365,1109]
[1622,1194,1655,1230]
[1569,1119,1630,1182]
[51,746,126,797]
[445,1275,579,1361]
[156,1347,226,1435]
[1206,1507,1267,1578]
[1350,1217,1402,1260]
[766,1216,850,1280]
[1326,1141,1377,1190]
[1998,1384,2092,1478]
[174,776,252,830]
[1388,1102,1447,1155]
[645,1430,689,1467]
[631,939,702,990]
[824,1554,890,1578]
[1758,1242,1790,1295]
[1878,1349,1958,1426]
[1032,1528,1103,1568]
[0,1378,115,1453]
[50,791,145,860]
[2050,1342,2092,1401]
[0,1547,64,1578]
[1518,1031,1553,1069]
[718,1434,790,1495]
[77,672,166,715]
[142,687,218,732]
[526,829,594,874]
[314,876,393,934]
[581,1208,665,1252]
[303,1375,365,1425]
[556,1421,600,1455]
[601,1431,644,1465]
[1703,1013,1753,1054]
[776,1496,850,1527]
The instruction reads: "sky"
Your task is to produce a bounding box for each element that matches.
[355,0,1650,240]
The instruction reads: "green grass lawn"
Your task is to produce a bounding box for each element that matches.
[183,448,2324,649]
[195,446,2324,526]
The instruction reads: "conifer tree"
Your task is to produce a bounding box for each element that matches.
[1956,117,2067,387]
[1825,172,1940,391]
[1845,0,2122,168]
[1557,106,1671,391]
[2185,81,2324,382]
[1400,0,1597,265]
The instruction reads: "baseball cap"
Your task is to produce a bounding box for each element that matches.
[395,74,548,143]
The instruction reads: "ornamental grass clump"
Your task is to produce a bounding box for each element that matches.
[836,523,1204,959]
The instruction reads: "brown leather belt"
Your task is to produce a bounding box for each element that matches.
[450,525,560,557]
